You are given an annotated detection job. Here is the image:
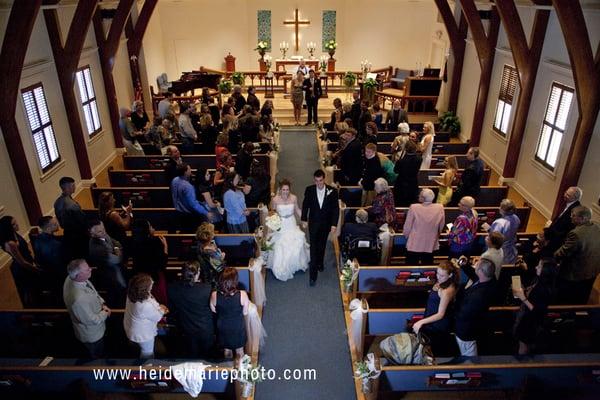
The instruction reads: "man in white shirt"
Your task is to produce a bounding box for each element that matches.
[63,259,111,359]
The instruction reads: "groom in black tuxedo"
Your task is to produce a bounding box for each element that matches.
[301,169,339,286]
[303,69,322,125]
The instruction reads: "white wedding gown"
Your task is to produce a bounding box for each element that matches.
[268,203,310,281]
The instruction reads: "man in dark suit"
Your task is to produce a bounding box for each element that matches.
[385,99,409,131]
[303,69,322,125]
[450,147,484,206]
[454,257,497,356]
[341,209,379,244]
[554,205,600,304]
[350,90,361,128]
[339,128,363,185]
[301,169,340,286]
[545,186,582,252]
[393,140,422,206]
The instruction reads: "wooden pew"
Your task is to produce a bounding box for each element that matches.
[123,153,271,172]
[327,141,469,155]
[339,186,509,208]
[140,140,272,155]
[333,168,492,186]
[324,130,451,143]
[108,167,216,187]
[341,206,531,232]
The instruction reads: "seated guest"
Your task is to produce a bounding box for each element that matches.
[231,85,246,114]
[390,122,410,162]
[393,140,422,206]
[245,163,272,207]
[236,142,255,180]
[403,189,445,265]
[512,257,557,355]
[130,100,150,132]
[168,261,216,358]
[223,173,250,233]
[259,115,275,144]
[97,191,132,254]
[454,257,497,356]
[63,259,111,359]
[369,178,396,228]
[178,103,199,154]
[481,231,505,279]
[385,99,409,131]
[210,267,250,366]
[554,205,600,304]
[341,102,353,123]
[433,156,458,205]
[119,107,144,155]
[342,208,379,244]
[88,220,126,307]
[158,91,175,118]
[165,145,183,183]
[451,147,483,205]
[412,261,459,354]
[326,98,343,131]
[341,209,379,265]
[145,116,167,154]
[339,128,363,185]
[171,163,212,233]
[246,86,260,112]
[124,273,168,359]
[0,215,41,306]
[360,143,384,206]
[371,103,385,131]
[196,222,226,286]
[448,196,478,259]
[238,105,260,143]
[487,199,521,264]
[130,219,168,305]
[261,99,274,120]
[199,113,218,151]
[30,216,65,294]
[545,186,582,252]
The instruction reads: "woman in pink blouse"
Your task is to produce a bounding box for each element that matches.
[403,189,445,265]
[448,196,479,259]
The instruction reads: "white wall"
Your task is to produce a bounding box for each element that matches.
[456,39,479,143]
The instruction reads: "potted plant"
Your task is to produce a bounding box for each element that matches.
[363,77,378,105]
[231,72,245,86]
[438,111,461,137]
[325,39,337,58]
[218,79,232,94]
[255,41,268,60]
[343,71,356,88]
[236,355,264,398]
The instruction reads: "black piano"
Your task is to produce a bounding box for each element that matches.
[169,71,222,95]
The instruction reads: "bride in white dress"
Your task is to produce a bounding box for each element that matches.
[268,179,310,281]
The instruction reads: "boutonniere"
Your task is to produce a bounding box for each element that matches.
[326,188,333,197]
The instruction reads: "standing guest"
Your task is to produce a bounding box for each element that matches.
[168,261,216,358]
[290,71,305,126]
[412,261,459,354]
[454,257,497,356]
[130,219,169,305]
[403,189,445,265]
[30,216,65,294]
[419,121,435,170]
[448,196,478,259]
[196,222,226,286]
[364,121,378,144]
[130,100,150,132]
[260,99,274,121]
[378,152,397,186]
[357,100,372,142]
[178,103,198,154]
[325,98,343,131]
[238,105,260,143]
[123,273,168,359]
[214,152,235,199]
[481,231,505,279]
[54,176,89,259]
[63,259,111,359]
[171,163,211,233]
[371,103,385,131]
[554,206,600,304]
[145,116,170,155]
[259,115,275,144]
[512,257,557,355]
[199,113,219,152]
[339,128,363,185]
[360,143,385,206]
[165,145,183,184]
[210,267,250,367]
[157,92,175,118]
[451,147,484,205]
[368,178,396,228]
[231,85,246,114]
[194,167,221,214]
[545,186,582,252]
[215,133,230,162]
[246,86,260,112]
[88,220,126,308]
[223,173,250,233]
[350,90,361,128]
[221,103,235,120]
[433,156,458,205]
[245,163,272,207]
[303,69,322,125]
[97,192,132,253]
[487,199,521,264]
[341,102,353,124]
[385,99,409,131]
[0,216,41,306]
[236,142,255,180]
[390,122,410,162]
[119,107,145,155]
[393,141,422,206]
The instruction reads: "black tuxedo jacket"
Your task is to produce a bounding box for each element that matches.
[302,77,322,100]
[547,200,580,250]
[385,108,409,131]
[301,184,339,230]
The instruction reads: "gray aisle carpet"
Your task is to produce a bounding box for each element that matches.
[255,127,356,400]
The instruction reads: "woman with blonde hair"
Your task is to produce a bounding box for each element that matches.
[196,222,226,285]
[419,121,435,170]
[290,70,305,125]
[434,155,458,205]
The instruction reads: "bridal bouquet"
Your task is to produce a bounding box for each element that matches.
[265,213,282,232]
[340,258,359,291]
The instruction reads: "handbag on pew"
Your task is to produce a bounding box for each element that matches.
[379,331,435,366]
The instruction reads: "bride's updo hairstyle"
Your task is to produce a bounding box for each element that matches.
[278,178,291,193]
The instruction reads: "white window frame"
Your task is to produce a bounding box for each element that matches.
[493,64,518,137]
[76,65,102,137]
[21,83,61,172]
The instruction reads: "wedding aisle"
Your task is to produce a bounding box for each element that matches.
[255,127,356,400]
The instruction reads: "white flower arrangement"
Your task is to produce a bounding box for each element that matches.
[255,41,268,51]
[265,213,282,232]
[236,355,264,384]
[340,259,359,289]
[354,353,381,393]
[325,40,338,51]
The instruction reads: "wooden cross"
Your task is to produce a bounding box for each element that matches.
[283,8,310,52]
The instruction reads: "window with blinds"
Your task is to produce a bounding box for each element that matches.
[21,84,61,172]
[493,65,518,136]
[76,66,101,136]
[535,82,574,171]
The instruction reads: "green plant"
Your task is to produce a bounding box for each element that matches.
[231,72,245,85]
[343,71,357,88]
[438,111,461,137]
[363,78,378,89]
[218,79,232,94]
[325,40,337,51]
[254,41,268,51]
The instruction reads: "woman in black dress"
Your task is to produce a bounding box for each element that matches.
[210,267,249,366]
[130,100,150,133]
[98,192,131,255]
[512,257,557,355]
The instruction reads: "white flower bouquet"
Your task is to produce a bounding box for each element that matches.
[265,213,282,232]
[354,353,381,393]
[236,354,264,397]
[340,259,359,290]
